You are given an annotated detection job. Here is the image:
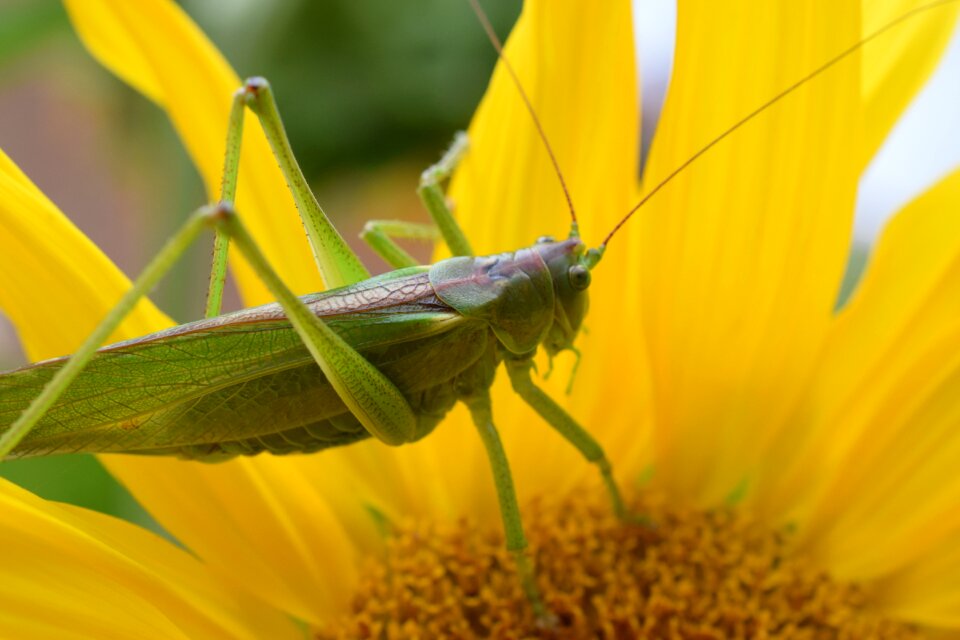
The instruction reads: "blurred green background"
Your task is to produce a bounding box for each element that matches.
[0,0,519,529]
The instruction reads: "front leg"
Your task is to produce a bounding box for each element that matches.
[504,356,629,521]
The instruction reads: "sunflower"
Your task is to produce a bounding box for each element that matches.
[1,0,960,637]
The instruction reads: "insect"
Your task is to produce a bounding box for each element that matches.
[0,0,955,620]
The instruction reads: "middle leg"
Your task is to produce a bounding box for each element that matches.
[359,133,474,268]
[360,220,439,269]
[418,132,473,257]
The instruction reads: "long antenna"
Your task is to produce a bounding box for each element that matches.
[601,0,959,248]
[468,0,578,225]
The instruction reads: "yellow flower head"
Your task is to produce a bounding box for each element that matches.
[1,0,960,636]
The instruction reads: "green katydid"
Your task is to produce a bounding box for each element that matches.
[0,0,955,619]
[0,65,615,614]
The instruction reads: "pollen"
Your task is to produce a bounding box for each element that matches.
[316,492,918,639]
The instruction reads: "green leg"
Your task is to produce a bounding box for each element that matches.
[205,87,246,318]
[360,220,440,269]
[504,357,630,521]
[418,132,473,257]
[241,77,369,289]
[361,133,470,268]
[464,393,549,621]
[211,205,418,447]
[0,210,212,458]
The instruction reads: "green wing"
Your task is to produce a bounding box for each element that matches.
[0,268,488,460]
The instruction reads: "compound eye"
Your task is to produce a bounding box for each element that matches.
[568,264,591,290]
[536,235,556,244]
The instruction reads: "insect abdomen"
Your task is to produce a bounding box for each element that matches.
[136,345,469,461]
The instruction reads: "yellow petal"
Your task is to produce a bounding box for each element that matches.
[762,169,960,516]
[638,2,861,504]
[63,0,322,305]
[423,0,644,518]
[447,0,639,255]
[861,0,960,166]
[0,479,298,639]
[99,455,369,623]
[0,147,171,361]
[873,533,960,629]
[780,171,960,584]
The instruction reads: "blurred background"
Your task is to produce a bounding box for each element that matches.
[0,0,958,528]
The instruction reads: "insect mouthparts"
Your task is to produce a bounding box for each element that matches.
[584,247,604,270]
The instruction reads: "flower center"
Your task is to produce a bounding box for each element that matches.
[316,492,917,639]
